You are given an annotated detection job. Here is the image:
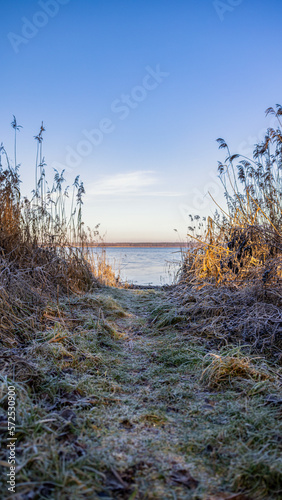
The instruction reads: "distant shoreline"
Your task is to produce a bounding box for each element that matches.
[86,242,191,248]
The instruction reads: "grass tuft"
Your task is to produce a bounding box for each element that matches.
[201,349,271,388]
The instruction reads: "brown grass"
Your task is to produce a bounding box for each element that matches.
[201,350,271,388]
[175,105,282,359]
[0,121,121,348]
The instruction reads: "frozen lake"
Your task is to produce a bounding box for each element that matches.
[93,247,184,286]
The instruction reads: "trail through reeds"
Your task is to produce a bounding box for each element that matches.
[1,288,281,499]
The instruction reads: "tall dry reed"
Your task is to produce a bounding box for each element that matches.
[177,105,282,357]
[0,119,104,347]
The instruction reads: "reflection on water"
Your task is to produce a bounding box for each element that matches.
[93,247,183,286]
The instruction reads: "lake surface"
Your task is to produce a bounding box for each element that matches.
[94,247,184,286]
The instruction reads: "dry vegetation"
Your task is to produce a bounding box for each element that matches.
[174,104,282,360]
[0,109,282,500]
[1,285,282,500]
[0,119,122,348]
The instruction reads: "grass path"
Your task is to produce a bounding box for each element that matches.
[67,287,281,500]
[1,287,282,499]
[88,287,206,499]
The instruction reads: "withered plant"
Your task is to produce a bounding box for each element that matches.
[177,105,282,356]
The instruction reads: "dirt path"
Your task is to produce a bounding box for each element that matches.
[89,287,206,499]
[2,287,281,500]
[76,287,280,500]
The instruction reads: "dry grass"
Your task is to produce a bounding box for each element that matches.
[0,287,281,499]
[175,104,282,359]
[1,111,282,499]
[87,247,123,287]
[201,349,271,388]
[0,120,123,348]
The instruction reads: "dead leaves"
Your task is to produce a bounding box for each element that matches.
[170,465,199,489]
[96,466,138,499]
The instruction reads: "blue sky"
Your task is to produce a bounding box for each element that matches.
[1,0,281,242]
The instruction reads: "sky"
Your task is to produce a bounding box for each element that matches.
[0,0,282,242]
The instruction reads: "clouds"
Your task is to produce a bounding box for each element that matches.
[87,171,183,197]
